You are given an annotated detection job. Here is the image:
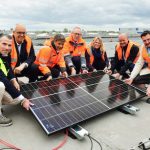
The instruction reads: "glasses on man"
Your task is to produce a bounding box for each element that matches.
[16,32,26,35]
[73,33,81,36]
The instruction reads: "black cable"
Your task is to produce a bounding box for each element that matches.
[87,135,93,150]
[88,135,103,150]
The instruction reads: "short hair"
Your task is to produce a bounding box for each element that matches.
[141,30,150,38]
[54,34,65,42]
[0,34,12,40]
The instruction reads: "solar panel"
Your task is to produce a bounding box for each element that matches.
[21,71,146,135]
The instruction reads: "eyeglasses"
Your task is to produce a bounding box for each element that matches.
[16,32,26,35]
[73,33,81,36]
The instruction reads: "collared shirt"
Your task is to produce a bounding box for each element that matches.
[17,43,22,54]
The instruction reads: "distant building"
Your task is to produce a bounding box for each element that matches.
[119,28,150,36]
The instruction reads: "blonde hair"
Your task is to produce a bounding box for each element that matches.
[91,37,105,52]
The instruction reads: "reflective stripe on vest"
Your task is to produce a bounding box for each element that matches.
[0,58,8,76]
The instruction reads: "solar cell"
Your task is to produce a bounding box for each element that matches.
[21,71,146,135]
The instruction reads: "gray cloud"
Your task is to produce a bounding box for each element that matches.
[0,0,149,30]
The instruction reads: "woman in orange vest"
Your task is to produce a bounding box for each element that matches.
[29,34,68,82]
[86,37,110,72]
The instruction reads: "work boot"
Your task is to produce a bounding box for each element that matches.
[0,114,12,127]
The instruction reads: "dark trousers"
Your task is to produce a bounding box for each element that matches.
[29,64,61,82]
[66,56,81,74]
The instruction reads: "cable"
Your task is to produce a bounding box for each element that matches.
[0,148,16,150]
[87,135,93,150]
[0,139,21,150]
[52,128,69,150]
[88,135,103,150]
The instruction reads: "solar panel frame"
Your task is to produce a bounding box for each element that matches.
[21,71,146,135]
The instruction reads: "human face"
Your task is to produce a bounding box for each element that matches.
[93,39,101,49]
[54,40,65,51]
[118,35,128,48]
[0,36,12,56]
[141,34,150,48]
[13,25,26,44]
[72,28,82,42]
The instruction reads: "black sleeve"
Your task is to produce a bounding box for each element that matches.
[104,52,109,67]
[7,67,15,80]
[25,43,36,66]
[110,50,119,73]
[85,50,95,71]
[0,71,21,99]
[119,45,139,75]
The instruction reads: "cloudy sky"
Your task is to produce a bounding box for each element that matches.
[0,0,149,31]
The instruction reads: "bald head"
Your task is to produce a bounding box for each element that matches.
[14,24,26,32]
[13,24,26,44]
[118,33,129,48]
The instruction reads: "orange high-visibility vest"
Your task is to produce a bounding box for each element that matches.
[87,46,105,65]
[11,35,32,69]
[142,45,150,68]
[34,45,66,75]
[63,35,87,57]
[116,41,140,64]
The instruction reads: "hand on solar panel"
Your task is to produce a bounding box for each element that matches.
[124,78,133,85]
[71,67,76,75]
[112,73,121,79]
[82,69,88,74]
[46,76,52,81]
[146,85,150,97]
[105,69,112,75]
[21,98,34,110]
[61,71,68,78]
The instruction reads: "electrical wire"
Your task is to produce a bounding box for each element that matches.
[87,135,93,150]
[88,135,103,150]
[52,128,69,150]
[0,139,21,150]
[0,148,16,150]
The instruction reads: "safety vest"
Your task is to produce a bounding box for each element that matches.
[34,44,66,75]
[0,58,8,76]
[116,41,140,64]
[63,35,87,57]
[87,46,105,65]
[11,35,32,69]
[142,45,150,68]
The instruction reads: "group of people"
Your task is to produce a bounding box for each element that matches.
[0,23,150,127]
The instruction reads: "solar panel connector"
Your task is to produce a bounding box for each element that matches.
[68,125,89,140]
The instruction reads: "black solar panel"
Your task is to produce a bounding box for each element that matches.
[21,71,146,135]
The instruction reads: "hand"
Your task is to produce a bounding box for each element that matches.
[105,69,112,75]
[14,63,26,74]
[124,78,133,85]
[112,73,120,79]
[71,67,76,75]
[82,69,88,74]
[46,76,52,81]
[146,85,150,97]
[11,79,20,91]
[62,71,68,77]
[93,69,97,72]
[103,67,108,73]
[22,98,34,110]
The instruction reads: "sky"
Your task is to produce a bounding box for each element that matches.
[0,0,149,31]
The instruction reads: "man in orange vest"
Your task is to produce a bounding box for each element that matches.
[107,33,139,79]
[63,27,88,75]
[30,34,68,82]
[11,24,36,82]
[0,34,33,126]
[125,30,150,96]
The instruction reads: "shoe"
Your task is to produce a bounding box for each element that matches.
[0,114,13,127]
